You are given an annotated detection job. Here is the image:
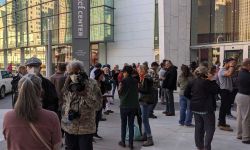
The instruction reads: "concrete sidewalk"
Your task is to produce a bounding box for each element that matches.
[1,93,250,150]
[94,101,249,150]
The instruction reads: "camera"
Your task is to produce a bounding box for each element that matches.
[68,109,81,121]
[68,72,88,92]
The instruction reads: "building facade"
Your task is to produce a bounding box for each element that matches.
[0,0,249,75]
[190,0,250,66]
[0,0,114,74]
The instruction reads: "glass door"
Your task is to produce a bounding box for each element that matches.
[224,50,243,64]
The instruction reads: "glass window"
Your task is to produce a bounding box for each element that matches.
[191,0,211,45]
[1,71,11,79]
[42,1,58,17]
[28,19,41,33]
[17,22,28,47]
[8,36,16,48]
[0,5,7,18]
[0,50,4,69]
[190,48,220,66]
[59,28,71,44]
[6,14,15,26]
[6,2,14,15]
[16,0,27,11]
[0,27,7,49]
[7,49,21,72]
[28,32,41,46]
[16,9,27,23]
[91,7,104,25]
[210,0,233,43]
[59,0,71,13]
[104,24,113,41]
[42,15,58,31]
[91,0,114,7]
[28,5,41,20]
[59,13,71,29]
[91,24,104,42]
[28,0,41,7]
[0,16,6,28]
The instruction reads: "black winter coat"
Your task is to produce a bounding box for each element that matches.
[162,66,177,90]
[39,74,59,113]
[184,78,220,113]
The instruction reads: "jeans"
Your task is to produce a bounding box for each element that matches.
[194,112,215,150]
[219,89,233,125]
[120,108,136,145]
[65,133,93,150]
[161,88,167,103]
[95,109,102,134]
[140,104,152,137]
[149,89,159,115]
[112,82,117,97]
[179,96,193,125]
[166,89,175,114]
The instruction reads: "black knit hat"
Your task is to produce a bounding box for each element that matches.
[94,69,103,80]
[122,66,133,75]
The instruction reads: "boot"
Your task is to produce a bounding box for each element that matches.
[142,136,154,147]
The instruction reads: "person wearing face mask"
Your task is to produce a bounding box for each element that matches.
[25,57,59,113]
[61,60,102,150]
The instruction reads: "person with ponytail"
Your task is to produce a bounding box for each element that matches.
[3,74,62,150]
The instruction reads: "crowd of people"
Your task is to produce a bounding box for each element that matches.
[1,56,250,150]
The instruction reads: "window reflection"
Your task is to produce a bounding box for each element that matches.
[7,49,21,72]
[0,50,4,69]
[191,0,250,45]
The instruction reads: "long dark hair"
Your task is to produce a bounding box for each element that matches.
[181,64,190,78]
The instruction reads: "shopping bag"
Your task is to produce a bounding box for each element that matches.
[125,124,141,141]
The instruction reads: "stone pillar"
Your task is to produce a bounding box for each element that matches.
[158,0,191,67]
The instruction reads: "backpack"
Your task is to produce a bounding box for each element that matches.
[11,74,21,107]
[40,75,59,113]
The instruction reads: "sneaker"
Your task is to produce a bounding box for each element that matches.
[108,110,114,113]
[93,134,103,139]
[162,111,167,114]
[217,124,230,127]
[104,111,109,115]
[149,114,157,119]
[218,125,233,132]
[227,114,236,120]
[166,113,175,116]
[118,141,126,147]
[179,123,184,126]
[100,118,107,121]
[185,124,195,127]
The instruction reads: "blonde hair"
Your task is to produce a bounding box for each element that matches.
[14,74,42,122]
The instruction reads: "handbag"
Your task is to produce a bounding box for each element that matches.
[126,124,142,141]
[29,123,52,150]
[139,94,153,104]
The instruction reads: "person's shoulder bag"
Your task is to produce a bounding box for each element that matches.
[29,123,52,150]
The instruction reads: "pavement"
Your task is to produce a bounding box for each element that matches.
[0,93,250,150]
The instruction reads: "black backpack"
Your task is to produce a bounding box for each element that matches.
[39,75,59,113]
[11,74,21,107]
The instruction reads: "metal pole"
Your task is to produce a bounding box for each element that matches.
[46,19,53,77]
